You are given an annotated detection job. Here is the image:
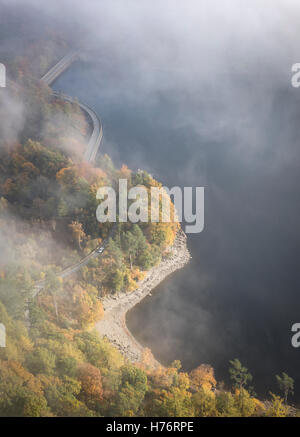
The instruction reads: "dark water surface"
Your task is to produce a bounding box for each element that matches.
[55,57,300,401]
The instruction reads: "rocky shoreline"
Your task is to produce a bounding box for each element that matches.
[95,229,191,364]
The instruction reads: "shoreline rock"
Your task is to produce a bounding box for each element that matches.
[95,229,191,364]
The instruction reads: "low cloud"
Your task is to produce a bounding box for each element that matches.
[0,88,24,146]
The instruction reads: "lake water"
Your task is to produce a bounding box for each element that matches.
[55,56,300,402]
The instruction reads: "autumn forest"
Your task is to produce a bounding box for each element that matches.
[0,29,297,419]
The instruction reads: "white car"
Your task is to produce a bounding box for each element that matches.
[96,247,104,254]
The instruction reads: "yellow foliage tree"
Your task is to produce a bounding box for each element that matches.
[189,365,217,391]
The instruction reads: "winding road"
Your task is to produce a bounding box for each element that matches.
[33,51,109,295]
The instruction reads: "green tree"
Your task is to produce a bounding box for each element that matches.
[122,231,138,270]
[216,391,240,417]
[56,356,77,378]
[113,365,148,416]
[26,347,56,375]
[22,392,48,417]
[275,372,294,404]
[229,359,253,391]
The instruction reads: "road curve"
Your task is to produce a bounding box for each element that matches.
[52,91,103,162]
[41,52,103,163]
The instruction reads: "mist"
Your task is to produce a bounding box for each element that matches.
[0,89,24,145]
[2,0,300,400]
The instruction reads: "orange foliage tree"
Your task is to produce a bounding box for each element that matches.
[189,364,217,391]
[77,363,103,404]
